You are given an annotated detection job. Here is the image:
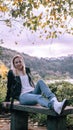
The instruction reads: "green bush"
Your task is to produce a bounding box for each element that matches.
[49,81,73,106]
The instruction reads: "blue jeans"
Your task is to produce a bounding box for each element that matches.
[19,80,55,108]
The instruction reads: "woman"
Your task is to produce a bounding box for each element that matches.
[5,55,67,115]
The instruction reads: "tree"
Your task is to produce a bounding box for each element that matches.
[0,0,73,39]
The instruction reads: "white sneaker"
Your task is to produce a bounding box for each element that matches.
[53,99,67,114]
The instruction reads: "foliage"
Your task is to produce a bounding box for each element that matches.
[0,61,8,102]
[0,77,7,102]
[0,0,73,39]
[49,81,73,106]
[0,61,9,78]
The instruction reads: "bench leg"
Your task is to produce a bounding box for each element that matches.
[47,115,67,130]
[11,110,28,130]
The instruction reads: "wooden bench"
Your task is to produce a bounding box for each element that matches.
[3,102,73,130]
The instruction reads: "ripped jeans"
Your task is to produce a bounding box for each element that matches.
[19,80,55,108]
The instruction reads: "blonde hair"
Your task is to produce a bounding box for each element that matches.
[11,55,26,76]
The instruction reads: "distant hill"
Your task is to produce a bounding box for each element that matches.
[0,46,73,79]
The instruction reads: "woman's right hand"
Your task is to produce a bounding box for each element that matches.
[2,101,11,108]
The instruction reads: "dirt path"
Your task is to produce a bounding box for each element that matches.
[0,117,46,130]
[0,117,73,130]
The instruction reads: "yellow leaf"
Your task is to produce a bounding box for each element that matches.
[0,64,8,78]
[13,0,23,5]
[0,6,8,12]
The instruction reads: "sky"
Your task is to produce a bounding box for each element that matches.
[0,14,73,58]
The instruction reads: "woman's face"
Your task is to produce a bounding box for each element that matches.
[13,57,23,70]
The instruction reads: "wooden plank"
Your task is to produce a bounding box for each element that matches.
[12,104,57,116]
[2,102,73,116]
[11,105,73,116]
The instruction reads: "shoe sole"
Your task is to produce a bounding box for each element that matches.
[61,99,68,114]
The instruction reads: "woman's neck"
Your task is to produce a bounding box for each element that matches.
[18,70,24,75]
[15,69,24,76]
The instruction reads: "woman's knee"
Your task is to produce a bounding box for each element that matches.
[37,79,44,85]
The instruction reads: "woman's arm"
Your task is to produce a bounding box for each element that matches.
[5,70,15,101]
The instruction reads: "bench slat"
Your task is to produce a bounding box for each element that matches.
[5,102,73,116]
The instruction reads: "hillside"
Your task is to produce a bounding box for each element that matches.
[0,46,73,79]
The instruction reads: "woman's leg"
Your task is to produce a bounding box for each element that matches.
[33,80,55,100]
[19,93,54,108]
[19,92,67,114]
[19,80,67,114]
[33,80,67,114]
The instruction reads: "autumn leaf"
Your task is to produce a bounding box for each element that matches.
[0,63,8,78]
